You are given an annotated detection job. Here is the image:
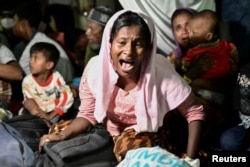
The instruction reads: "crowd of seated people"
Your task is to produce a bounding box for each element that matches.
[0,2,116,117]
[0,0,249,166]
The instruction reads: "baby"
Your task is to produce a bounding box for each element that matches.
[183,9,239,104]
[183,9,238,80]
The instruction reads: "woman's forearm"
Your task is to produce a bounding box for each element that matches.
[186,120,203,159]
[62,117,92,139]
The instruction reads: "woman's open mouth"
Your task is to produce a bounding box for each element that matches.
[182,37,189,42]
[119,59,135,72]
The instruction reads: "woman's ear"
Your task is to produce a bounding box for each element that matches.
[206,32,213,41]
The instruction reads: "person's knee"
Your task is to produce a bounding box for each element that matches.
[220,130,236,150]
[220,126,246,150]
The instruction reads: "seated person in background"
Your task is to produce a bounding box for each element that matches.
[0,10,22,51]
[22,42,74,126]
[182,9,238,105]
[47,28,88,78]
[47,29,88,115]
[84,6,115,68]
[13,2,75,83]
[64,29,88,77]
[67,6,114,99]
[220,62,250,151]
[167,8,197,73]
[0,44,23,110]
[168,8,239,153]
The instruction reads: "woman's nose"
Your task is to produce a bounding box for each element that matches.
[183,26,189,34]
[124,43,133,55]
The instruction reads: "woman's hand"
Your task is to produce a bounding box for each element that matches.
[39,133,65,152]
[39,118,92,152]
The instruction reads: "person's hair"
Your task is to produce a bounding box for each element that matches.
[194,9,219,40]
[30,42,60,69]
[110,11,151,48]
[171,8,197,28]
[64,28,85,51]
[14,2,41,28]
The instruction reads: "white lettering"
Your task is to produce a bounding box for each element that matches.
[212,155,218,162]
[212,155,247,163]
[219,157,226,162]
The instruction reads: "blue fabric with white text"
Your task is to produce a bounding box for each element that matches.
[117,146,190,167]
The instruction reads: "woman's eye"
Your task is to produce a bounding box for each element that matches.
[175,25,181,32]
[118,41,126,45]
[135,40,145,47]
[135,42,142,46]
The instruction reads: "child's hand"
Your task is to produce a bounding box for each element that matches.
[33,109,52,128]
[37,111,49,120]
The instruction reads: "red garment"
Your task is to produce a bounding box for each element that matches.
[184,39,236,79]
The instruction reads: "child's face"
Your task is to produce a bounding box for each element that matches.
[29,52,50,75]
[172,12,193,49]
[187,18,211,46]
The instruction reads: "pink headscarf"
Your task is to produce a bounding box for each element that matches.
[86,9,191,132]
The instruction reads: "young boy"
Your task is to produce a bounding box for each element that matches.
[22,42,74,125]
